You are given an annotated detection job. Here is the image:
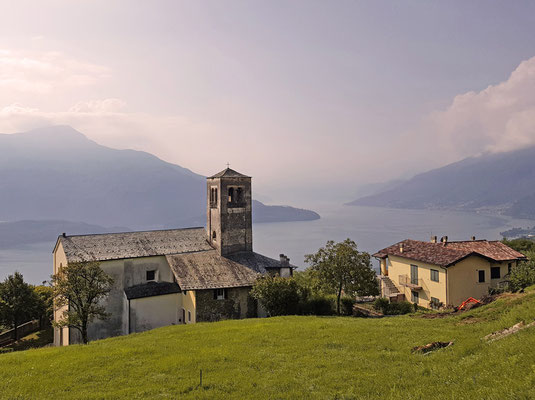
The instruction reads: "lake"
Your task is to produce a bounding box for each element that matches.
[2,205,534,284]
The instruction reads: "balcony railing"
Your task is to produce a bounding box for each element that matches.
[398,274,423,290]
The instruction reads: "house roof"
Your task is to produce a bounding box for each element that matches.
[208,168,250,179]
[124,281,181,300]
[373,239,526,267]
[166,250,263,290]
[57,227,212,262]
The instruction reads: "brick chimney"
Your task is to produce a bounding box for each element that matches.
[441,236,448,244]
[471,236,476,241]
[279,254,289,268]
[399,243,404,253]
[430,235,437,243]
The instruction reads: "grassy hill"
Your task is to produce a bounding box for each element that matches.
[1,289,535,399]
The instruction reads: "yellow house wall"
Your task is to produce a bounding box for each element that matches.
[52,242,70,346]
[129,293,182,333]
[447,257,514,306]
[182,291,196,324]
[387,255,447,308]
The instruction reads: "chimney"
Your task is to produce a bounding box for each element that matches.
[399,243,404,253]
[471,236,476,241]
[441,236,448,244]
[430,235,437,243]
[280,254,289,268]
[62,232,66,238]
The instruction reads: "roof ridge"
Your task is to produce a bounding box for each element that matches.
[61,226,205,239]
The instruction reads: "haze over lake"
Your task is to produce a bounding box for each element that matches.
[2,205,534,284]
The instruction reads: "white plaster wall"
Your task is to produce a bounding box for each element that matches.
[129,294,181,333]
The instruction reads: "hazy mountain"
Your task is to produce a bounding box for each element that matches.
[0,126,319,230]
[348,146,535,219]
[0,220,130,250]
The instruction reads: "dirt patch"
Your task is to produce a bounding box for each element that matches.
[412,341,454,354]
[483,320,535,342]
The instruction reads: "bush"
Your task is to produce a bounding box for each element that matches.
[373,298,413,315]
[341,297,356,316]
[251,276,300,316]
[299,295,335,315]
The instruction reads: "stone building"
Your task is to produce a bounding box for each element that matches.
[53,168,293,346]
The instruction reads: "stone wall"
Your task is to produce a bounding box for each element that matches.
[196,287,257,322]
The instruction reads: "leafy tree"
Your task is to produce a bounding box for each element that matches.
[502,238,535,254]
[509,250,535,292]
[52,261,114,344]
[0,272,39,340]
[305,239,379,315]
[34,285,54,328]
[251,276,300,316]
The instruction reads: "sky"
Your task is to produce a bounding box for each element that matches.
[1,1,535,206]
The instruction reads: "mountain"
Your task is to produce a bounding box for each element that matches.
[348,146,535,219]
[0,126,319,230]
[0,220,130,250]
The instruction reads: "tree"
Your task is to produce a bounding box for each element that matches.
[509,250,535,292]
[305,239,379,315]
[0,272,39,340]
[34,285,54,328]
[51,261,114,344]
[250,276,301,316]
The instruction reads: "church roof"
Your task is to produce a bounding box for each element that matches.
[208,168,250,179]
[124,281,181,300]
[166,250,262,290]
[57,227,212,263]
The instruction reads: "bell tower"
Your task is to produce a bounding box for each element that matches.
[206,167,252,256]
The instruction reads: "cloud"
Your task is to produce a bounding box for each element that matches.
[427,56,535,159]
[0,49,110,93]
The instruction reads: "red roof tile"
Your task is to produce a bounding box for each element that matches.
[373,239,526,267]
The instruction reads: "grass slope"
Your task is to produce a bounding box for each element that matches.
[1,289,535,399]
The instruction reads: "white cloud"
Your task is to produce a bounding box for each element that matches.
[0,49,110,93]
[427,56,535,158]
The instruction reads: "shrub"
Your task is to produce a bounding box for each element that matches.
[299,295,335,315]
[373,298,413,315]
[509,258,535,292]
[340,297,356,316]
[251,276,300,316]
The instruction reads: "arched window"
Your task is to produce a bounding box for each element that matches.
[212,231,217,239]
[236,187,243,203]
[228,187,234,202]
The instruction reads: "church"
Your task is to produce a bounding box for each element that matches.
[52,168,293,346]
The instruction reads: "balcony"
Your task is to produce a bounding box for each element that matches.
[398,274,423,290]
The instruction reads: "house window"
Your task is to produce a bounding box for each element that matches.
[508,263,512,274]
[188,310,191,322]
[491,266,501,279]
[228,187,234,203]
[213,288,226,300]
[478,270,485,283]
[146,270,156,281]
[212,231,217,240]
[430,297,441,310]
[430,269,439,282]
[411,290,419,304]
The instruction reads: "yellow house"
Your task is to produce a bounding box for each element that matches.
[373,236,526,309]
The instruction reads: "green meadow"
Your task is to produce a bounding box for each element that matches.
[1,288,535,399]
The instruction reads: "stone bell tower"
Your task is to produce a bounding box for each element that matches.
[206,167,252,256]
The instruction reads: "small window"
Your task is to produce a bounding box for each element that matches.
[430,297,441,310]
[508,263,512,274]
[213,288,226,300]
[478,270,485,283]
[146,270,156,281]
[430,269,439,282]
[212,231,217,240]
[411,290,419,304]
[228,187,234,203]
[491,266,501,279]
[210,187,218,208]
[236,187,243,203]
[188,310,191,322]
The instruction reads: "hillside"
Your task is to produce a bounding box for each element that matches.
[348,146,535,219]
[0,126,319,230]
[1,288,535,399]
